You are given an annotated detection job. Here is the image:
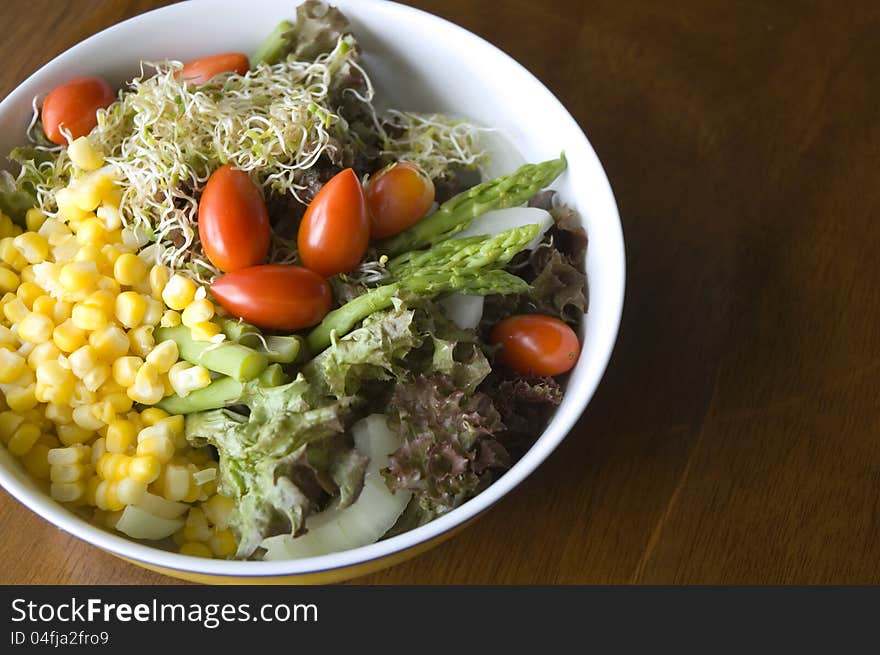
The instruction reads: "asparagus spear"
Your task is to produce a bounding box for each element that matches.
[155,325,267,382]
[386,224,540,279]
[251,20,294,66]
[157,364,287,415]
[217,318,305,363]
[306,269,528,353]
[376,155,567,257]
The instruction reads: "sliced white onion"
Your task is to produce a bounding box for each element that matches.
[133,491,189,520]
[261,414,411,560]
[114,504,185,540]
[439,294,485,330]
[454,206,554,250]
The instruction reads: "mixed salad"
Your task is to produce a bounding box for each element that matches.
[0,1,588,560]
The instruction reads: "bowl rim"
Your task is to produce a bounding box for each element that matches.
[0,0,626,578]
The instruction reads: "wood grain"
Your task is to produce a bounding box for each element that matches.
[2,0,879,585]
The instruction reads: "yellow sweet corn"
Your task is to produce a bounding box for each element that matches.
[128,454,161,484]
[13,232,49,264]
[0,349,26,383]
[134,427,174,463]
[31,294,55,317]
[179,542,213,558]
[149,265,170,300]
[71,303,107,331]
[208,529,237,558]
[139,408,169,426]
[88,325,129,361]
[127,361,164,405]
[6,385,37,413]
[159,310,181,328]
[161,274,196,310]
[60,260,100,295]
[50,480,86,502]
[167,361,211,397]
[0,266,19,293]
[52,319,86,353]
[113,253,148,287]
[45,403,73,425]
[4,297,30,324]
[127,325,154,358]
[56,423,93,446]
[25,208,47,232]
[142,297,163,327]
[68,137,104,171]
[114,291,146,328]
[96,203,121,231]
[105,419,137,454]
[181,298,214,328]
[18,312,54,344]
[112,356,143,387]
[8,422,41,456]
[21,443,51,480]
[26,342,61,369]
[145,339,178,373]
[190,321,221,342]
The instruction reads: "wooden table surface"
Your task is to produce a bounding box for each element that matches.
[2,0,879,585]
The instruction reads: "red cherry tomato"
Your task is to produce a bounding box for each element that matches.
[297,168,370,277]
[210,265,332,330]
[41,76,114,144]
[365,161,435,239]
[179,52,250,85]
[490,314,581,377]
[198,165,270,272]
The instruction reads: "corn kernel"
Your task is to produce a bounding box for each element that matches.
[68,345,99,379]
[26,342,60,369]
[100,244,124,268]
[179,542,213,558]
[0,411,25,444]
[0,349,26,383]
[105,419,138,454]
[75,217,106,245]
[161,274,196,310]
[88,325,129,361]
[70,303,105,331]
[67,136,104,171]
[8,422,41,456]
[21,443,51,480]
[18,312,54,344]
[145,339,178,374]
[113,253,148,287]
[52,319,86,353]
[128,325,154,358]
[128,455,161,484]
[6,385,37,412]
[190,321,221,342]
[203,494,235,531]
[207,529,237,558]
[36,359,74,387]
[102,392,132,414]
[167,362,211,398]
[47,444,90,466]
[142,297,163,327]
[135,431,174,463]
[96,203,121,231]
[38,217,71,243]
[127,361,164,405]
[19,266,36,284]
[52,300,72,324]
[25,208,47,232]
[95,480,124,511]
[82,290,115,318]
[159,311,181,330]
[97,452,131,481]
[4,297,29,323]
[56,423,93,446]
[96,276,120,295]
[72,404,104,431]
[182,507,212,542]
[31,295,55,317]
[15,281,43,309]
[109,356,141,388]
[0,237,27,271]
[0,266,19,293]
[148,265,170,300]
[60,260,99,294]
[13,232,49,264]
[50,462,90,483]
[117,478,148,506]
[112,291,145,329]
[181,298,214,328]
[139,408,170,427]
[90,436,106,466]
[89,399,116,425]
[50,480,86,502]
[45,403,73,426]
[70,379,96,406]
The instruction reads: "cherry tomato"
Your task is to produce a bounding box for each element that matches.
[211,265,333,330]
[41,76,114,144]
[298,168,370,277]
[198,165,270,272]
[179,52,250,85]
[365,161,435,239]
[490,314,581,376]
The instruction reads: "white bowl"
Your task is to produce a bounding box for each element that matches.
[0,0,624,583]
